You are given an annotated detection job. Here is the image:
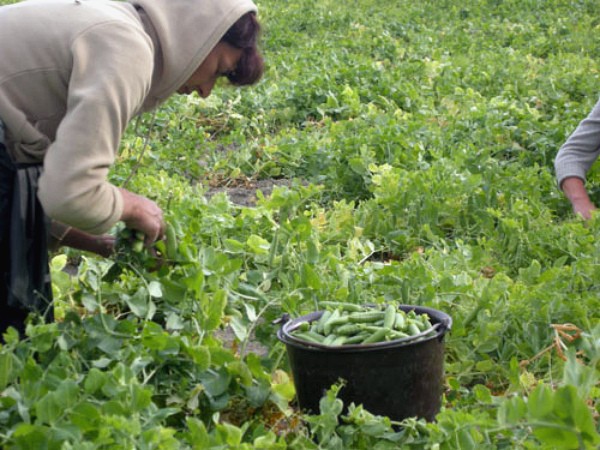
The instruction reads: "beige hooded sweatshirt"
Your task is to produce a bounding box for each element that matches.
[0,0,257,234]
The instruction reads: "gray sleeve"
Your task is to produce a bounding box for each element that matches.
[554,97,600,188]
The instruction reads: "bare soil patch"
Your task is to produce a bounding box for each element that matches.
[204,178,295,207]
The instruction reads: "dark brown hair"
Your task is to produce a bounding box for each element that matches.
[220,12,263,86]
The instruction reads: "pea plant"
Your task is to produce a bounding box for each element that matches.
[1,0,599,448]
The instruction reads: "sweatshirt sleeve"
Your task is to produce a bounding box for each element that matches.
[554,97,600,189]
[37,21,153,234]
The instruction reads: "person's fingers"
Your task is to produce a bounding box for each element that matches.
[158,219,167,241]
[149,201,164,242]
[119,188,167,245]
[144,213,165,245]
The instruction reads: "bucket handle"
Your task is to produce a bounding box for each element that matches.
[272,313,290,326]
[436,316,452,341]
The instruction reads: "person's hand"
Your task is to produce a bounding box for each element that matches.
[572,198,597,221]
[561,177,597,220]
[118,188,166,245]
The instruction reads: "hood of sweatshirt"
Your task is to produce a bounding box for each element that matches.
[127,0,258,108]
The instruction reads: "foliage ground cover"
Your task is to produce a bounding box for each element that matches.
[1,0,599,448]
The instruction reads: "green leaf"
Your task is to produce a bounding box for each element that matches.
[223,238,246,252]
[165,312,185,331]
[125,287,151,318]
[474,359,495,373]
[200,368,231,398]
[473,384,492,404]
[555,385,599,443]
[553,385,578,421]
[272,378,296,403]
[563,349,597,398]
[185,418,211,448]
[245,353,271,382]
[209,346,236,365]
[244,303,257,322]
[215,422,244,446]
[185,344,211,371]
[12,424,53,449]
[532,426,578,449]
[35,393,61,425]
[253,433,286,450]
[160,279,188,303]
[498,395,526,425]
[455,428,477,450]
[302,263,322,289]
[230,315,248,341]
[70,402,102,431]
[0,352,16,390]
[203,289,227,331]
[306,239,320,264]
[56,380,79,410]
[97,335,123,356]
[130,384,153,412]
[228,360,253,386]
[183,269,205,295]
[148,281,163,298]
[244,383,271,408]
[246,234,270,255]
[50,254,68,272]
[527,384,554,419]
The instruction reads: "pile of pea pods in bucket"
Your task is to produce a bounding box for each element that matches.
[290,301,439,347]
[277,302,452,422]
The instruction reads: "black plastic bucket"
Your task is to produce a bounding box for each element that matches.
[277,305,452,422]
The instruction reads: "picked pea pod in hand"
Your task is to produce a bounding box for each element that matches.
[103,227,159,280]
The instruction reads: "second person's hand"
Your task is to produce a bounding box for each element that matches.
[561,177,597,220]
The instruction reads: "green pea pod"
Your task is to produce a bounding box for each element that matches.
[362,328,388,344]
[325,316,351,329]
[316,310,332,334]
[388,330,410,340]
[166,224,178,260]
[408,322,421,336]
[383,305,396,329]
[394,312,406,331]
[323,334,337,346]
[333,323,363,336]
[294,332,324,344]
[323,309,340,335]
[296,321,310,332]
[343,333,370,344]
[132,240,144,253]
[360,324,387,334]
[331,335,347,346]
[418,314,433,331]
[347,311,386,323]
[154,240,167,256]
[304,330,326,342]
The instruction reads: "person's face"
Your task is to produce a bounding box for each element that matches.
[177,42,243,98]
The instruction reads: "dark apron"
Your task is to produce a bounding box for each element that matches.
[0,120,53,337]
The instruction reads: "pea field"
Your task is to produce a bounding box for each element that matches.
[1,0,600,448]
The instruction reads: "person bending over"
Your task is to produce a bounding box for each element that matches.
[0,0,264,336]
[555,98,600,219]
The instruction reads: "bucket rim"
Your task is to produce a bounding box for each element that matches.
[277,304,452,353]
